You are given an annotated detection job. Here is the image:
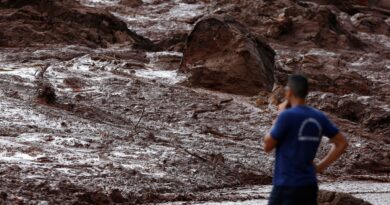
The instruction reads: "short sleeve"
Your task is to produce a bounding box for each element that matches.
[321,114,339,138]
[270,111,290,142]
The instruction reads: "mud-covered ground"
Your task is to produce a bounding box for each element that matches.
[0,0,389,204]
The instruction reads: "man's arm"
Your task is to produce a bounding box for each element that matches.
[315,132,349,173]
[263,100,290,153]
[263,134,278,153]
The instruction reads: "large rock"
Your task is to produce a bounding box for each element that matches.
[180,16,275,96]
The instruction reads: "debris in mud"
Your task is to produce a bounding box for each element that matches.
[0,0,155,49]
[35,63,56,104]
[350,158,390,174]
[318,190,372,205]
[180,16,275,96]
[351,12,390,34]
[266,15,293,40]
[109,189,126,203]
[156,32,188,52]
[63,77,86,91]
[36,82,56,104]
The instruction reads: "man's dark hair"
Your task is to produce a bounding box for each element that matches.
[287,74,309,99]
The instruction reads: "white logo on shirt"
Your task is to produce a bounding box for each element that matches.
[298,118,322,141]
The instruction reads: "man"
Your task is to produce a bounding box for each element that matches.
[264,74,348,205]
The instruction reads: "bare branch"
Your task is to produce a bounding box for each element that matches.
[134,107,146,132]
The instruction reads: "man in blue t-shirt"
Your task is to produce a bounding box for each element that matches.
[263,74,348,205]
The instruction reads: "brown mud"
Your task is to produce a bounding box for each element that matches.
[0,0,389,204]
[0,0,155,49]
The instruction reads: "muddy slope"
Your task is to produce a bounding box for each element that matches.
[0,0,389,204]
[0,0,155,49]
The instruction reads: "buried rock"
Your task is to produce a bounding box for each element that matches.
[180,16,275,96]
[318,190,372,205]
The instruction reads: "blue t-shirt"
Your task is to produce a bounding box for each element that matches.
[270,105,339,187]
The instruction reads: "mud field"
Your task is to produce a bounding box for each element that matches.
[0,0,389,204]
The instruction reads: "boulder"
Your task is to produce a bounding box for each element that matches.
[180,16,275,96]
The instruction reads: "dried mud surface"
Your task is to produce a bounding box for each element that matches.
[0,0,389,204]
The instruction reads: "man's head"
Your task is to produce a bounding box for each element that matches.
[285,74,309,100]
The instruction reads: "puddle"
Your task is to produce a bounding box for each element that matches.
[146,51,183,62]
[135,51,186,84]
[0,152,37,162]
[306,48,339,57]
[135,69,186,84]
[0,64,38,81]
[168,1,205,19]
[111,0,206,40]
[79,0,120,6]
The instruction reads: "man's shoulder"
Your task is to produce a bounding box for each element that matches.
[306,107,331,124]
[282,106,326,118]
[309,107,327,118]
[308,106,324,115]
[279,108,295,118]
